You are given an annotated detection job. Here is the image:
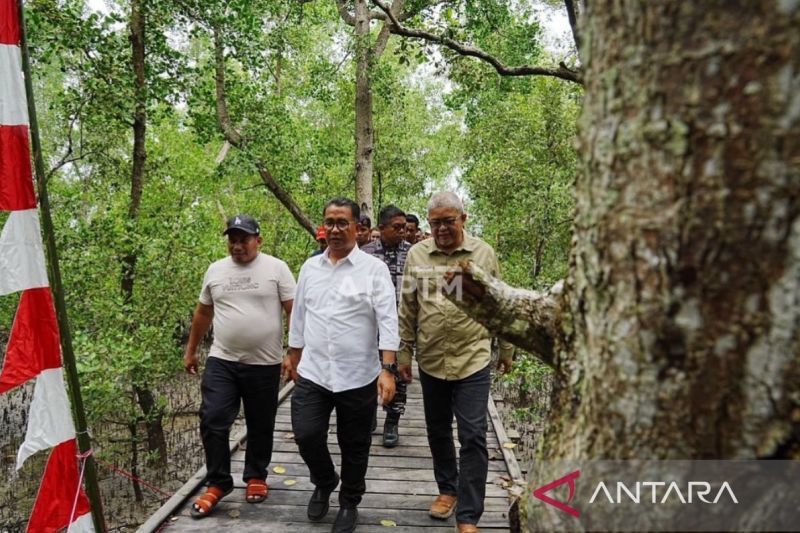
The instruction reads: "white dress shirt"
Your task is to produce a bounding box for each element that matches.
[289,246,400,392]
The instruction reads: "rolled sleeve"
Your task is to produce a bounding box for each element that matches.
[397,253,418,365]
[490,249,515,362]
[287,265,307,348]
[373,264,400,351]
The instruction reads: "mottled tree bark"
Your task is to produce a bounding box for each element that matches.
[445,261,563,367]
[445,3,800,523]
[354,0,374,219]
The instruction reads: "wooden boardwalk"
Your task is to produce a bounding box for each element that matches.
[139,374,523,533]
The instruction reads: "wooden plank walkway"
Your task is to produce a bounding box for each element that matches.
[139,373,522,532]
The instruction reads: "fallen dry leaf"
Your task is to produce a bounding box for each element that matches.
[380,519,397,527]
[508,485,525,498]
[273,465,286,474]
[283,479,297,486]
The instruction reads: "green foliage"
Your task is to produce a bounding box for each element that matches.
[432,2,579,400]
[46,116,221,424]
[458,76,580,290]
[5,0,580,480]
[14,0,467,436]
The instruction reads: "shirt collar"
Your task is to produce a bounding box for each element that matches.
[379,239,410,252]
[321,244,362,266]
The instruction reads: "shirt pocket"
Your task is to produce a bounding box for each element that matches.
[412,266,447,306]
[333,279,370,307]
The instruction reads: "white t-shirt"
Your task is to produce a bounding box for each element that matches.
[200,253,296,365]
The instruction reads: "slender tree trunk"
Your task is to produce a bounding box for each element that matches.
[354,0,373,219]
[125,0,167,466]
[128,423,144,503]
[121,0,146,306]
[444,3,799,528]
[336,0,403,219]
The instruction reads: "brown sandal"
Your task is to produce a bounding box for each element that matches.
[190,486,232,518]
[246,478,269,503]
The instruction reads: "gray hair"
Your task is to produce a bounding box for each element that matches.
[427,191,464,214]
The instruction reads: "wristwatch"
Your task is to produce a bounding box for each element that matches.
[381,362,398,375]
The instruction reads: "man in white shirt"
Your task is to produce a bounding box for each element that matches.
[283,198,399,533]
[184,214,295,518]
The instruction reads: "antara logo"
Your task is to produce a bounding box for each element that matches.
[533,469,740,518]
[533,470,581,517]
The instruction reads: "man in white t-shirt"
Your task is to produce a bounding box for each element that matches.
[184,214,296,519]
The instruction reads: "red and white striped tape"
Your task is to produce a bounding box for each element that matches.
[0,0,94,531]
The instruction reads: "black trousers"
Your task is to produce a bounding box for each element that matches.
[381,350,406,421]
[419,365,491,525]
[291,376,377,508]
[199,357,281,492]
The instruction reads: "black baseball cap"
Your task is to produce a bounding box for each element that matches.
[223,214,260,236]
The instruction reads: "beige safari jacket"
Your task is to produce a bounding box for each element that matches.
[398,232,514,380]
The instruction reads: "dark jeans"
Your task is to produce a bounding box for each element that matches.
[419,365,491,525]
[291,376,377,508]
[199,357,281,492]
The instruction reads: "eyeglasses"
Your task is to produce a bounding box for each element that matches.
[323,219,353,231]
[428,217,459,229]
[389,223,406,232]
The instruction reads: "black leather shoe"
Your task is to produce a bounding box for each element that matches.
[382,419,399,448]
[308,473,340,521]
[331,506,358,533]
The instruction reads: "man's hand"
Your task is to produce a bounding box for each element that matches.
[496,358,513,375]
[184,302,213,376]
[282,348,301,382]
[377,370,397,406]
[398,364,413,383]
[184,350,199,375]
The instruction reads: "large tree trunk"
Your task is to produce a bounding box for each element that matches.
[353,0,374,219]
[561,0,799,462]
[445,1,799,527]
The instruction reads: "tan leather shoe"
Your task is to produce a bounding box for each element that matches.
[429,494,457,519]
[456,524,479,533]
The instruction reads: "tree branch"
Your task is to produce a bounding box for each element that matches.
[373,0,583,84]
[212,27,316,237]
[564,0,581,51]
[336,0,440,26]
[442,260,563,367]
[213,28,242,146]
[335,0,356,26]
[46,100,89,183]
[373,0,405,58]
